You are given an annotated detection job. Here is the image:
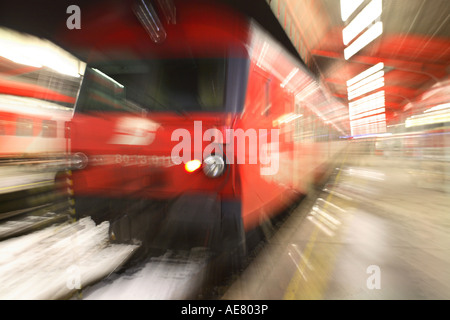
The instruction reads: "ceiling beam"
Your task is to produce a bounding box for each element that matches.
[311,49,447,82]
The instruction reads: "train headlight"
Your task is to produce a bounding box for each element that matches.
[70,152,88,170]
[185,159,202,173]
[203,155,225,178]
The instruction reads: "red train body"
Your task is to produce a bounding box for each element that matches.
[1,1,347,252]
[0,27,81,167]
[62,0,347,248]
[0,94,71,159]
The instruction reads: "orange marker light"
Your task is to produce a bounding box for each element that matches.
[184,159,202,173]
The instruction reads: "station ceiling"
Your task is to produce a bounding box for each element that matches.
[266,0,450,127]
[0,0,448,131]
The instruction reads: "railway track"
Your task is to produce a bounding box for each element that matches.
[0,168,73,241]
[0,160,310,300]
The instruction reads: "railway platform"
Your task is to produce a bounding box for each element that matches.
[223,151,450,300]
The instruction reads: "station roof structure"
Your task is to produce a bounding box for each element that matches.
[0,0,448,132]
[265,0,449,129]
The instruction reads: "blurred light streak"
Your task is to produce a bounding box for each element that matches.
[342,0,383,45]
[347,70,384,94]
[312,205,341,227]
[275,113,303,125]
[156,0,176,24]
[424,103,450,113]
[347,77,384,101]
[92,68,125,88]
[340,0,364,22]
[184,159,202,173]
[347,63,386,136]
[347,63,384,87]
[350,95,385,119]
[133,0,167,43]
[349,90,385,109]
[350,107,385,121]
[307,216,335,237]
[317,198,346,213]
[344,21,383,60]
[405,112,450,128]
[256,41,269,68]
[280,68,299,88]
[0,27,85,77]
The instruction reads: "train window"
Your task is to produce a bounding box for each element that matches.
[42,120,57,138]
[16,118,33,136]
[75,57,228,114]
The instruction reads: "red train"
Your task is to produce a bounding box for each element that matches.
[0,94,71,160]
[0,25,83,171]
[61,0,348,252]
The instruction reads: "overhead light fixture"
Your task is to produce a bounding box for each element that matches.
[405,113,450,128]
[156,0,176,24]
[350,97,385,118]
[133,0,167,43]
[342,0,382,45]
[340,0,364,22]
[347,62,384,87]
[92,68,124,88]
[424,103,450,113]
[256,41,269,68]
[342,0,385,136]
[349,90,385,109]
[344,21,383,60]
[347,76,384,101]
[350,107,385,121]
[347,70,384,93]
[280,68,299,88]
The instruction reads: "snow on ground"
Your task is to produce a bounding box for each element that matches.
[0,217,138,299]
[82,247,211,300]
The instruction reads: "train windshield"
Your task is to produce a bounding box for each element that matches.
[75,57,228,114]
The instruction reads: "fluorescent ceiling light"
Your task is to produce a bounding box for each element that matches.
[344,21,383,60]
[424,103,450,113]
[405,113,450,128]
[348,77,384,101]
[352,132,391,139]
[256,41,269,68]
[350,97,385,117]
[347,70,384,93]
[133,0,167,43]
[340,0,364,22]
[343,0,382,46]
[92,68,124,88]
[350,107,385,121]
[280,68,299,88]
[282,113,303,124]
[347,62,384,87]
[403,102,413,111]
[351,113,386,127]
[349,90,385,109]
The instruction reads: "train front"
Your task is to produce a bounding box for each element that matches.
[65,0,250,253]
